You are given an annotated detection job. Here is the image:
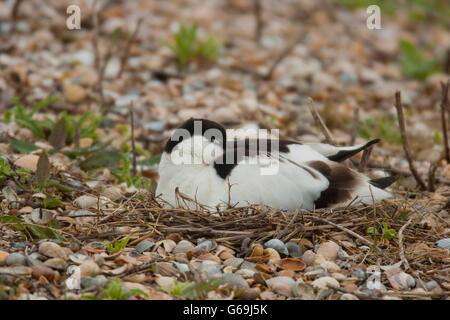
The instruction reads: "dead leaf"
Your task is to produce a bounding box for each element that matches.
[277,258,306,271]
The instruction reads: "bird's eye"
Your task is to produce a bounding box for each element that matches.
[211,136,216,142]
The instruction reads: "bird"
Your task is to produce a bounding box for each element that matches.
[155,118,395,211]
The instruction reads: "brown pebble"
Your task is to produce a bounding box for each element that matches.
[32,265,56,281]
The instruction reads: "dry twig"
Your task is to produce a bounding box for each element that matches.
[394,91,427,190]
[398,216,413,270]
[10,0,24,33]
[118,18,143,78]
[308,98,336,145]
[440,80,450,163]
[350,107,360,145]
[262,34,303,81]
[358,146,373,172]
[253,0,263,44]
[129,102,137,176]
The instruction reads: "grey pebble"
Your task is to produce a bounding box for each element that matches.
[196,240,217,252]
[425,280,440,291]
[223,258,244,270]
[222,273,249,291]
[135,240,155,254]
[264,239,288,256]
[436,238,450,251]
[44,258,67,271]
[80,276,108,289]
[352,269,366,280]
[285,242,302,258]
[6,253,27,266]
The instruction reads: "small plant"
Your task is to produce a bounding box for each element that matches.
[3,97,104,151]
[399,39,440,81]
[3,97,58,139]
[163,279,223,300]
[0,215,64,240]
[332,0,396,14]
[367,221,398,241]
[83,279,147,300]
[104,237,130,254]
[163,23,220,67]
[110,154,153,190]
[0,157,31,186]
[359,116,402,145]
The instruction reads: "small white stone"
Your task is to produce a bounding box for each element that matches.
[312,276,340,289]
[316,241,340,261]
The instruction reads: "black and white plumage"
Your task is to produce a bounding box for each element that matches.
[156,118,395,211]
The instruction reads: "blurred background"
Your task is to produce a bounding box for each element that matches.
[1,0,450,188]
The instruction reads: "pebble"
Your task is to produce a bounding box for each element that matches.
[222,273,249,291]
[236,269,256,278]
[198,262,222,280]
[101,186,123,201]
[64,84,87,103]
[0,266,32,276]
[31,265,57,281]
[436,238,450,250]
[266,276,296,297]
[43,258,67,271]
[80,276,108,289]
[14,155,39,172]
[264,239,288,255]
[6,253,27,266]
[223,258,244,270]
[79,260,101,277]
[264,248,281,264]
[196,240,217,252]
[320,261,341,273]
[0,251,9,266]
[71,50,95,66]
[143,121,166,132]
[337,248,350,260]
[425,280,440,291]
[240,261,257,272]
[352,269,366,280]
[301,250,316,266]
[173,240,195,254]
[237,287,260,299]
[304,268,325,279]
[312,276,340,289]
[340,293,359,300]
[331,273,347,281]
[135,240,155,254]
[39,242,69,260]
[316,241,340,261]
[285,242,302,258]
[73,195,98,209]
[172,261,190,273]
[27,253,45,266]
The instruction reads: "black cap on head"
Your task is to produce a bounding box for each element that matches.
[164,118,227,153]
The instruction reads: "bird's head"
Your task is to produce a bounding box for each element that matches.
[164,118,226,165]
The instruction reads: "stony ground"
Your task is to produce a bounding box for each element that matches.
[0,0,449,300]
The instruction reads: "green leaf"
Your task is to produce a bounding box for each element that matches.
[48,117,67,149]
[31,96,59,113]
[80,150,122,171]
[137,154,161,167]
[399,39,440,80]
[104,237,130,254]
[9,139,40,153]
[0,216,65,241]
[35,151,50,186]
[48,179,76,193]
[63,141,111,158]
[42,196,63,209]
